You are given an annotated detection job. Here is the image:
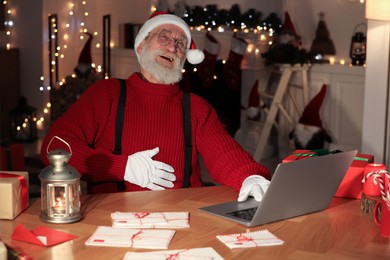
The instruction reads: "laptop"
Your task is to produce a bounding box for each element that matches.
[199,150,357,227]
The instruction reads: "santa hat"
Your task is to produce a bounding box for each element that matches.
[299,84,327,127]
[77,32,93,65]
[290,84,332,149]
[134,11,204,65]
[281,12,299,37]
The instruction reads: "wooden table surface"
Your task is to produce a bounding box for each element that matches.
[0,186,389,259]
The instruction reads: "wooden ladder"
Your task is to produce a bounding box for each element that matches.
[249,64,310,162]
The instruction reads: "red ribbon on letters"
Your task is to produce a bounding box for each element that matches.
[0,173,28,210]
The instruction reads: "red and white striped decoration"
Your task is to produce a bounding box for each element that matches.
[363,170,390,210]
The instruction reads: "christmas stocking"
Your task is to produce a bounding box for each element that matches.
[223,34,248,91]
[196,32,220,89]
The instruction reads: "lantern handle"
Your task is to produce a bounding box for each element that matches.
[353,23,367,33]
[46,136,72,156]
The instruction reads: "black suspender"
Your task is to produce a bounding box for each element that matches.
[114,79,192,189]
[114,79,127,155]
[182,91,192,188]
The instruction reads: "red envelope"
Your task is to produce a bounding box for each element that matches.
[11,224,78,246]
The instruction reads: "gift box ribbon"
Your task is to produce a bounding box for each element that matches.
[292,149,341,159]
[0,173,28,210]
[293,150,370,162]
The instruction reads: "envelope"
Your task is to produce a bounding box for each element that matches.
[11,224,78,246]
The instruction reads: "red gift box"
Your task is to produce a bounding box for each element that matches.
[334,153,374,199]
[282,150,374,199]
[282,149,320,163]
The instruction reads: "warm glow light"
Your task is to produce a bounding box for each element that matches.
[366,0,390,21]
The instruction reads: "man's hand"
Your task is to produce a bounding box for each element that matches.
[124,147,176,190]
[238,175,270,202]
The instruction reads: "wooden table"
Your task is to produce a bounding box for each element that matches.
[1,186,389,259]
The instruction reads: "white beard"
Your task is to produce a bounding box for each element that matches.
[139,43,184,84]
[294,123,321,147]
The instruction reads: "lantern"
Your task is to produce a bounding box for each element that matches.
[10,96,38,142]
[39,136,82,223]
[350,23,367,66]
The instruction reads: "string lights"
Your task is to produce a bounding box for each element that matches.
[2,0,13,50]
[37,0,107,129]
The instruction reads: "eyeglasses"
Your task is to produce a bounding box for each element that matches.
[149,30,188,54]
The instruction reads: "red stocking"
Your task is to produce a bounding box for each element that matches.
[223,34,248,91]
[196,32,219,88]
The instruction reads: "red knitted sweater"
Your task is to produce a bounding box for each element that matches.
[41,73,271,193]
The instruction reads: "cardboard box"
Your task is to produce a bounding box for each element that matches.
[282,150,374,199]
[0,171,29,219]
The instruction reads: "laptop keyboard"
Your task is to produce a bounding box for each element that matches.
[226,207,258,221]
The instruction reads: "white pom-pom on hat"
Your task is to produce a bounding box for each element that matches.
[186,40,205,65]
[134,11,204,65]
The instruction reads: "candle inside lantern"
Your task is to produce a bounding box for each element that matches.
[52,196,66,215]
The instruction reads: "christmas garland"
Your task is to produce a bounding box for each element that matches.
[174,4,282,32]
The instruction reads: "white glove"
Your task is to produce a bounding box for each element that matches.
[238,175,270,202]
[124,147,176,190]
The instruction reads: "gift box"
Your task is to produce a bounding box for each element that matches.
[282,150,373,199]
[0,171,29,219]
[282,149,334,163]
[334,153,374,199]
